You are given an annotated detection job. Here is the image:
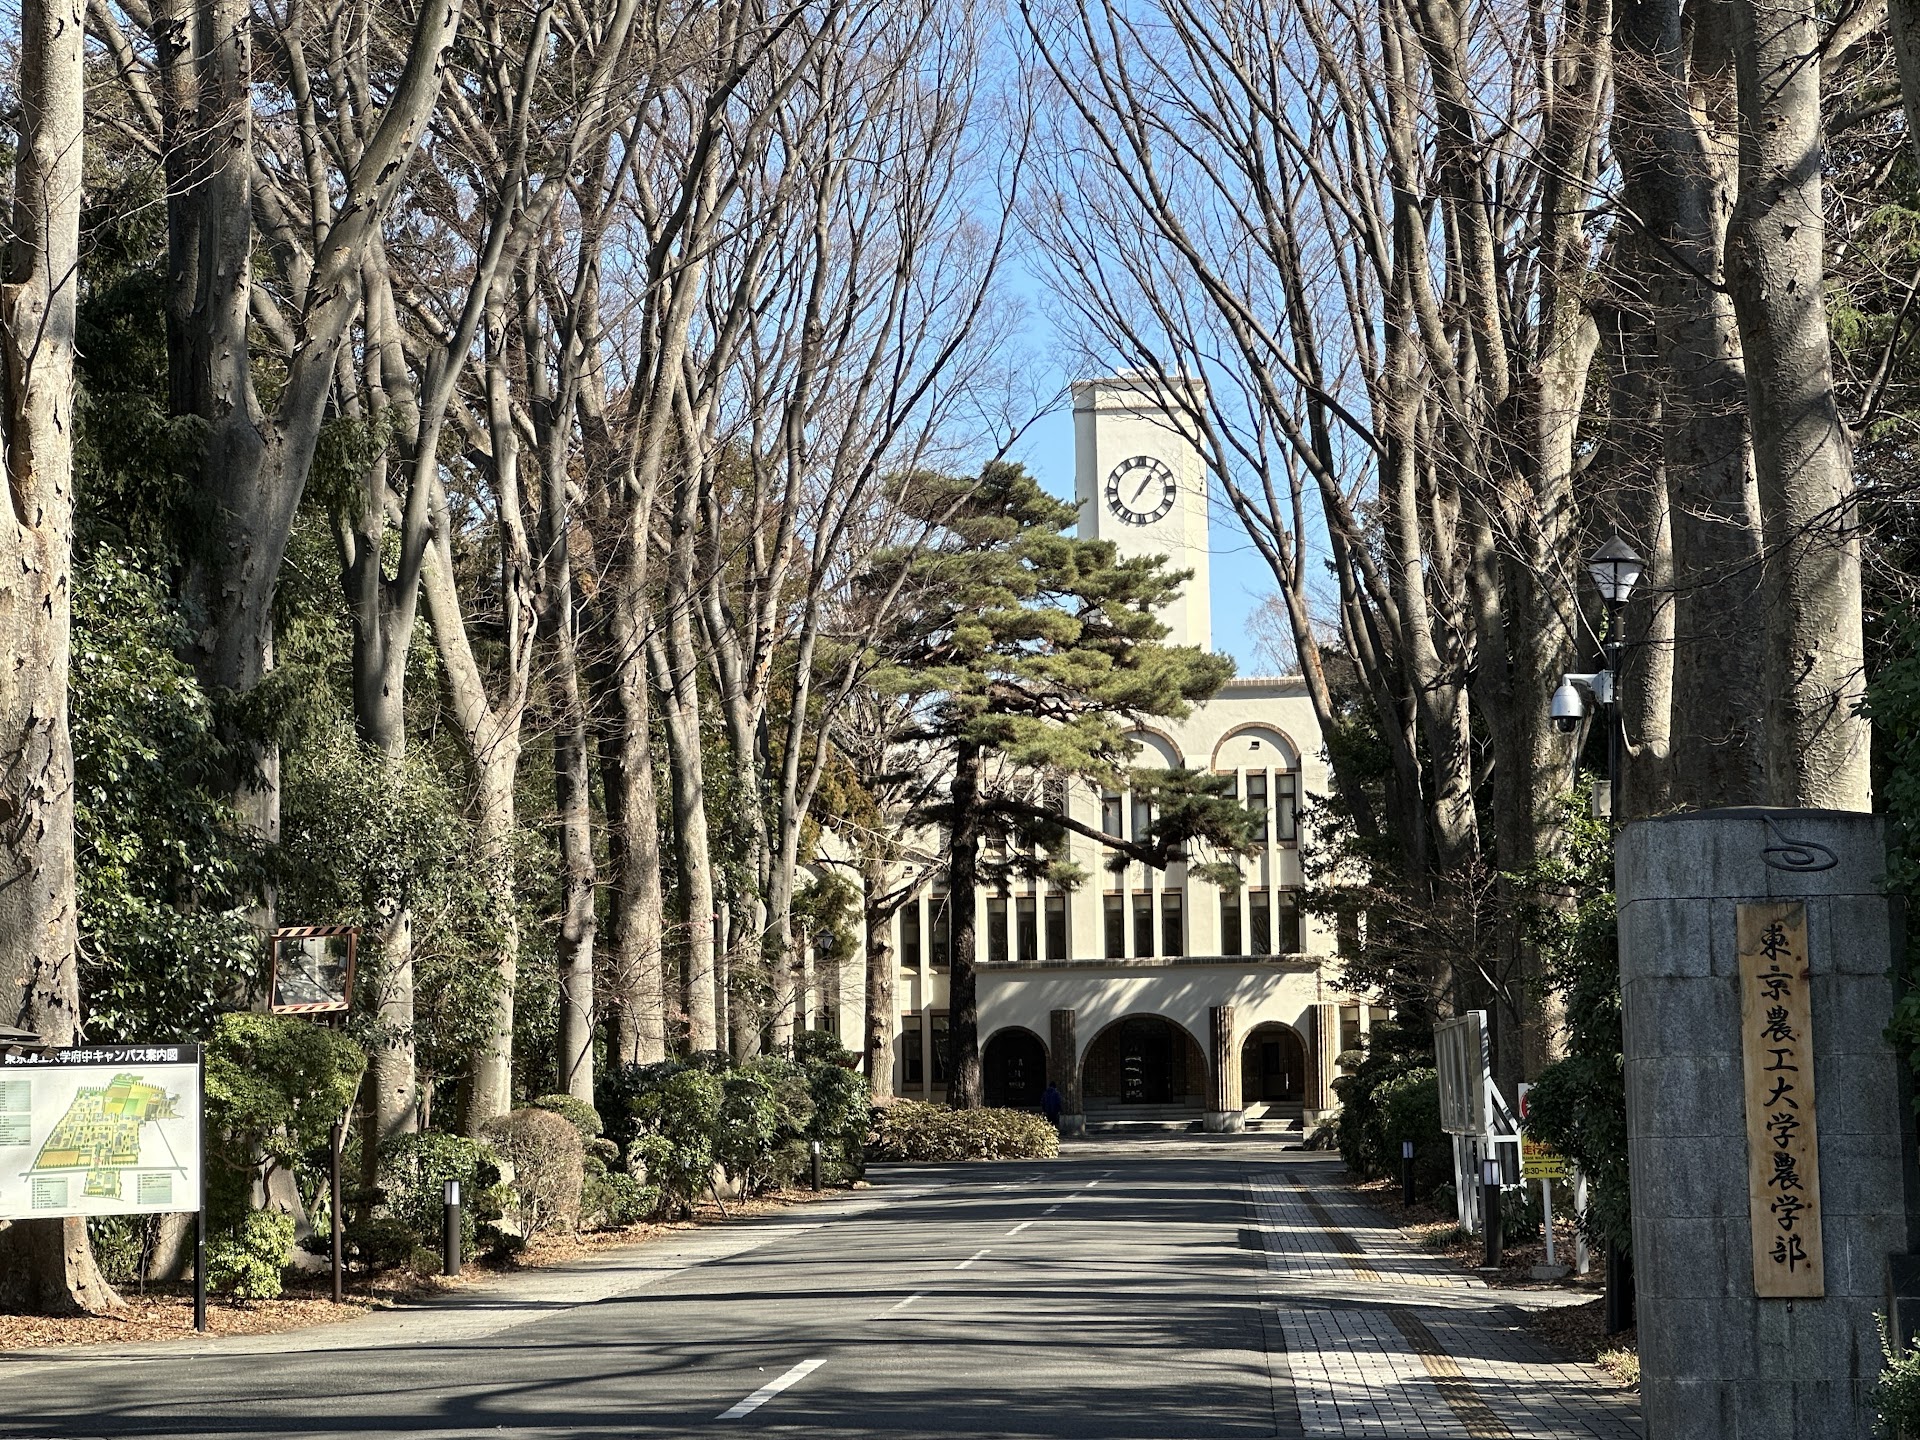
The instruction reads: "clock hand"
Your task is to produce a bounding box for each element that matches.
[1131,473,1154,504]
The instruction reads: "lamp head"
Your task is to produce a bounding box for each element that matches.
[1551,678,1586,734]
[1587,536,1646,605]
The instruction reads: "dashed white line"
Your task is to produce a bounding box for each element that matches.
[716,1358,824,1421]
[1086,1179,1101,1188]
[956,1248,992,1269]
[1006,1220,1034,1236]
[1044,1204,1061,1215]
[877,1291,923,1316]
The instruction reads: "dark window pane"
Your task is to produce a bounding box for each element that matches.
[1133,894,1155,958]
[931,896,950,971]
[931,1016,951,1083]
[1246,773,1269,842]
[1161,890,1184,957]
[1101,791,1122,840]
[1017,896,1037,964]
[1046,895,1069,960]
[1276,772,1298,842]
[1104,894,1125,958]
[1220,894,1242,956]
[901,902,922,968]
[987,894,1009,965]
[1277,892,1301,953]
[902,1021,924,1086]
[1250,889,1271,956]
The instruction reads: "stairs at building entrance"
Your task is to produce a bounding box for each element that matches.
[1079,1100,1309,1135]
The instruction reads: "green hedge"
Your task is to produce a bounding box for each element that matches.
[867,1101,1059,1162]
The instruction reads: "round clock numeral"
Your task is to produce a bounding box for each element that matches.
[1103,455,1178,526]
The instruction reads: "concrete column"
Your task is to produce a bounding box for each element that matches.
[1619,809,1919,1439]
[1049,1008,1084,1137]
[1206,1004,1244,1132]
[1310,1002,1340,1118]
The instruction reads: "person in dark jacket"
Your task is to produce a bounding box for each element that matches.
[1041,1082,1064,1130]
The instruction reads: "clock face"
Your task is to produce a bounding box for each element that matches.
[1104,455,1178,526]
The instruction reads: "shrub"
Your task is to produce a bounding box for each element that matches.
[204,1011,365,1229]
[582,1168,654,1229]
[342,1216,436,1274]
[1875,1317,1920,1438]
[376,1131,505,1255]
[805,1055,870,1184]
[867,1101,1059,1162]
[208,1211,294,1301]
[1376,1068,1451,1200]
[532,1093,604,1139]
[482,1107,585,1236]
[631,1068,723,1219]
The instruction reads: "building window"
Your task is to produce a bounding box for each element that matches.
[1104,893,1126,958]
[1220,890,1243,956]
[1276,772,1298,842]
[1336,906,1360,957]
[1249,888,1272,955]
[1161,889,1184,958]
[1368,1004,1391,1031]
[1246,773,1269,842]
[1046,894,1069,959]
[931,1013,951,1085]
[987,893,1009,965]
[1133,892,1155,958]
[1339,1003,1362,1059]
[931,893,951,971]
[1101,790,1123,841]
[901,901,922,969]
[1017,896,1037,963]
[1131,794,1153,844]
[816,1006,838,1037]
[902,1016,925,1088]
[1277,891,1301,953]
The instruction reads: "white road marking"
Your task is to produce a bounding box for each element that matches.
[1044,1204,1061,1214]
[956,1248,992,1269]
[1086,1179,1101,1188]
[1006,1220,1034,1236]
[716,1358,825,1421]
[875,1291,923,1316]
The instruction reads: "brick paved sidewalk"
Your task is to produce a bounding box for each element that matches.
[1252,1165,1642,1439]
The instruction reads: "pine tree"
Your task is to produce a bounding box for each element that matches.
[864,462,1250,1107]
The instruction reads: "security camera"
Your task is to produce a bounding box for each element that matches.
[1550,678,1585,734]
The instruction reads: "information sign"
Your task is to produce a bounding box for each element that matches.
[0,1044,202,1220]
[1522,1135,1571,1181]
[1435,1012,1491,1135]
[1738,901,1824,1298]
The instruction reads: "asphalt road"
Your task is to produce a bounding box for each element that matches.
[0,1148,1301,1439]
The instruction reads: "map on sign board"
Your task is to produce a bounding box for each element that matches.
[0,1046,201,1220]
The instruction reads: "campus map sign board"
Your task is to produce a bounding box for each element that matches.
[0,1044,202,1220]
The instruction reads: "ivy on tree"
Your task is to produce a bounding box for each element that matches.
[863,462,1255,1107]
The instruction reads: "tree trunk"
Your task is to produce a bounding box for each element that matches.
[465,750,522,1126]
[553,628,598,1103]
[1726,0,1870,809]
[593,598,666,1068]
[0,0,118,1316]
[1615,0,1767,807]
[863,857,898,1103]
[945,740,983,1109]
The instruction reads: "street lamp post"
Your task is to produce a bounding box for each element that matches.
[1549,536,1646,1334]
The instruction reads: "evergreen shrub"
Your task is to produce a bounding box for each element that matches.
[531,1093,604,1138]
[866,1100,1059,1162]
[481,1108,585,1237]
[375,1131,505,1255]
[207,1211,295,1301]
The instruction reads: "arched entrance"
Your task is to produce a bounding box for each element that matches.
[1240,1023,1308,1104]
[1082,1015,1208,1107]
[983,1028,1048,1108]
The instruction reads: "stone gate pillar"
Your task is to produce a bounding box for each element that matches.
[1049,1008,1084,1138]
[1205,1004,1243,1132]
[1619,809,1919,1439]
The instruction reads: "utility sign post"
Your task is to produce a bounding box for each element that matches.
[0,1044,208,1328]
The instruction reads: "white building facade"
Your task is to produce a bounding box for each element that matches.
[823,376,1380,1131]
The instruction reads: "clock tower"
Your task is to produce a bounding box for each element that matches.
[1072,373,1212,650]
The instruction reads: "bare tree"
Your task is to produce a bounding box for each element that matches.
[0,0,119,1313]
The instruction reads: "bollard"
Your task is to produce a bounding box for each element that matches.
[330,1119,344,1304]
[443,1179,462,1277]
[810,1139,823,1192]
[1401,1139,1416,1207]
[1479,1158,1503,1273]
